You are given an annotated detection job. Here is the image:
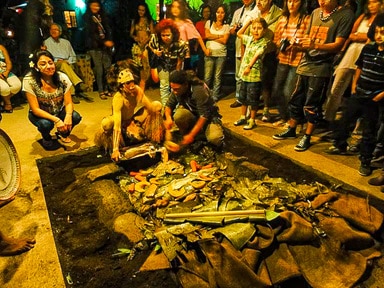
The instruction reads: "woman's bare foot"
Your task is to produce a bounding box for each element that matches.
[0,232,36,256]
[0,196,15,208]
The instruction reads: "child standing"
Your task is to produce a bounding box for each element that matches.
[325,15,384,177]
[234,17,269,130]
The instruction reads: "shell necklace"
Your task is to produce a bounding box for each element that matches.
[320,6,339,22]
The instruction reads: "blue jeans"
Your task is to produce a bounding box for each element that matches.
[88,49,112,93]
[272,63,298,121]
[159,69,171,106]
[235,57,242,100]
[29,109,82,141]
[204,56,226,101]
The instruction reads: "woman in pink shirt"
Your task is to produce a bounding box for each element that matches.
[167,0,211,69]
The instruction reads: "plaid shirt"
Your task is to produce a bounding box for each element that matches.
[239,35,268,82]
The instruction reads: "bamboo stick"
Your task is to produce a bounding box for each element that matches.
[165,210,266,219]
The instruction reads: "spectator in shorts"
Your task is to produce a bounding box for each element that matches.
[233,18,269,130]
[272,0,354,152]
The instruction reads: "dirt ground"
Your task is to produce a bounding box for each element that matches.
[1,88,384,288]
[36,135,384,288]
[37,147,180,288]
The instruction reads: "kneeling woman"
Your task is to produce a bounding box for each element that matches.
[23,50,82,149]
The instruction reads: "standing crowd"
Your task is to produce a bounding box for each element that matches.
[1,0,384,192]
[1,0,384,257]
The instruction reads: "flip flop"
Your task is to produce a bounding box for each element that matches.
[55,132,72,143]
[3,103,13,113]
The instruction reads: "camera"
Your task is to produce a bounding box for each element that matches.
[235,23,243,32]
[279,38,290,52]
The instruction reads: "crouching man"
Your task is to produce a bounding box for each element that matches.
[97,69,162,161]
[164,70,224,148]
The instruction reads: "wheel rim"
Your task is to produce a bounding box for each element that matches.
[0,128,21,200]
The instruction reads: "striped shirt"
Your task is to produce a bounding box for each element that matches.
[355,43,384,98]
[274,15,310,67]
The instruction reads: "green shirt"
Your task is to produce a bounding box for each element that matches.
[239,35,269,82]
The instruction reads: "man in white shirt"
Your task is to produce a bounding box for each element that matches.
[229,0,257,108]
[44,23,91,103]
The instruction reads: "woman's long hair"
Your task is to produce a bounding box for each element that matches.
[198,3,212,21]
[83,0,107,20]
[31,50,61,88]
[167,0,190,20]
[364,0,383,18]
[155,19,180,43]
[213,4,228,24]
[133,2,154,24]
[281,0,308,18]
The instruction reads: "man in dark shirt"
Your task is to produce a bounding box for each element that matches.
[164,70,224,148]
[325,14,384,176]
[272,0,354,152]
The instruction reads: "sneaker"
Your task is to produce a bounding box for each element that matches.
[72,95,80,104]
[358,163,372,176]
[261,113,271,122]
[325,145,347,155]
[230,100,242,108]
[373,148,384,160]
[348,144,360,154]
[261,108,271,122]
[234,118,247,126]
[272,127,296,140]
[294,135,311,151]
[243,119,256,130]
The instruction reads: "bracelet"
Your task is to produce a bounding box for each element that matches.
[54,118,61,124]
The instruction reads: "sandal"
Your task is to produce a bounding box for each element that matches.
[3,103,13,113]
[59,137,72,143]
[99,92,108,100]
[55,132,72,143]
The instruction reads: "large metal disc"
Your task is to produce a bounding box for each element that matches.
[0,128,21,200]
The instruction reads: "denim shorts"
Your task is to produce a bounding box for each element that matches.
[239,81,262,107]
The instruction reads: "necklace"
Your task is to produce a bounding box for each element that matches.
[214,22,223,31]
[319,6,339,22]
